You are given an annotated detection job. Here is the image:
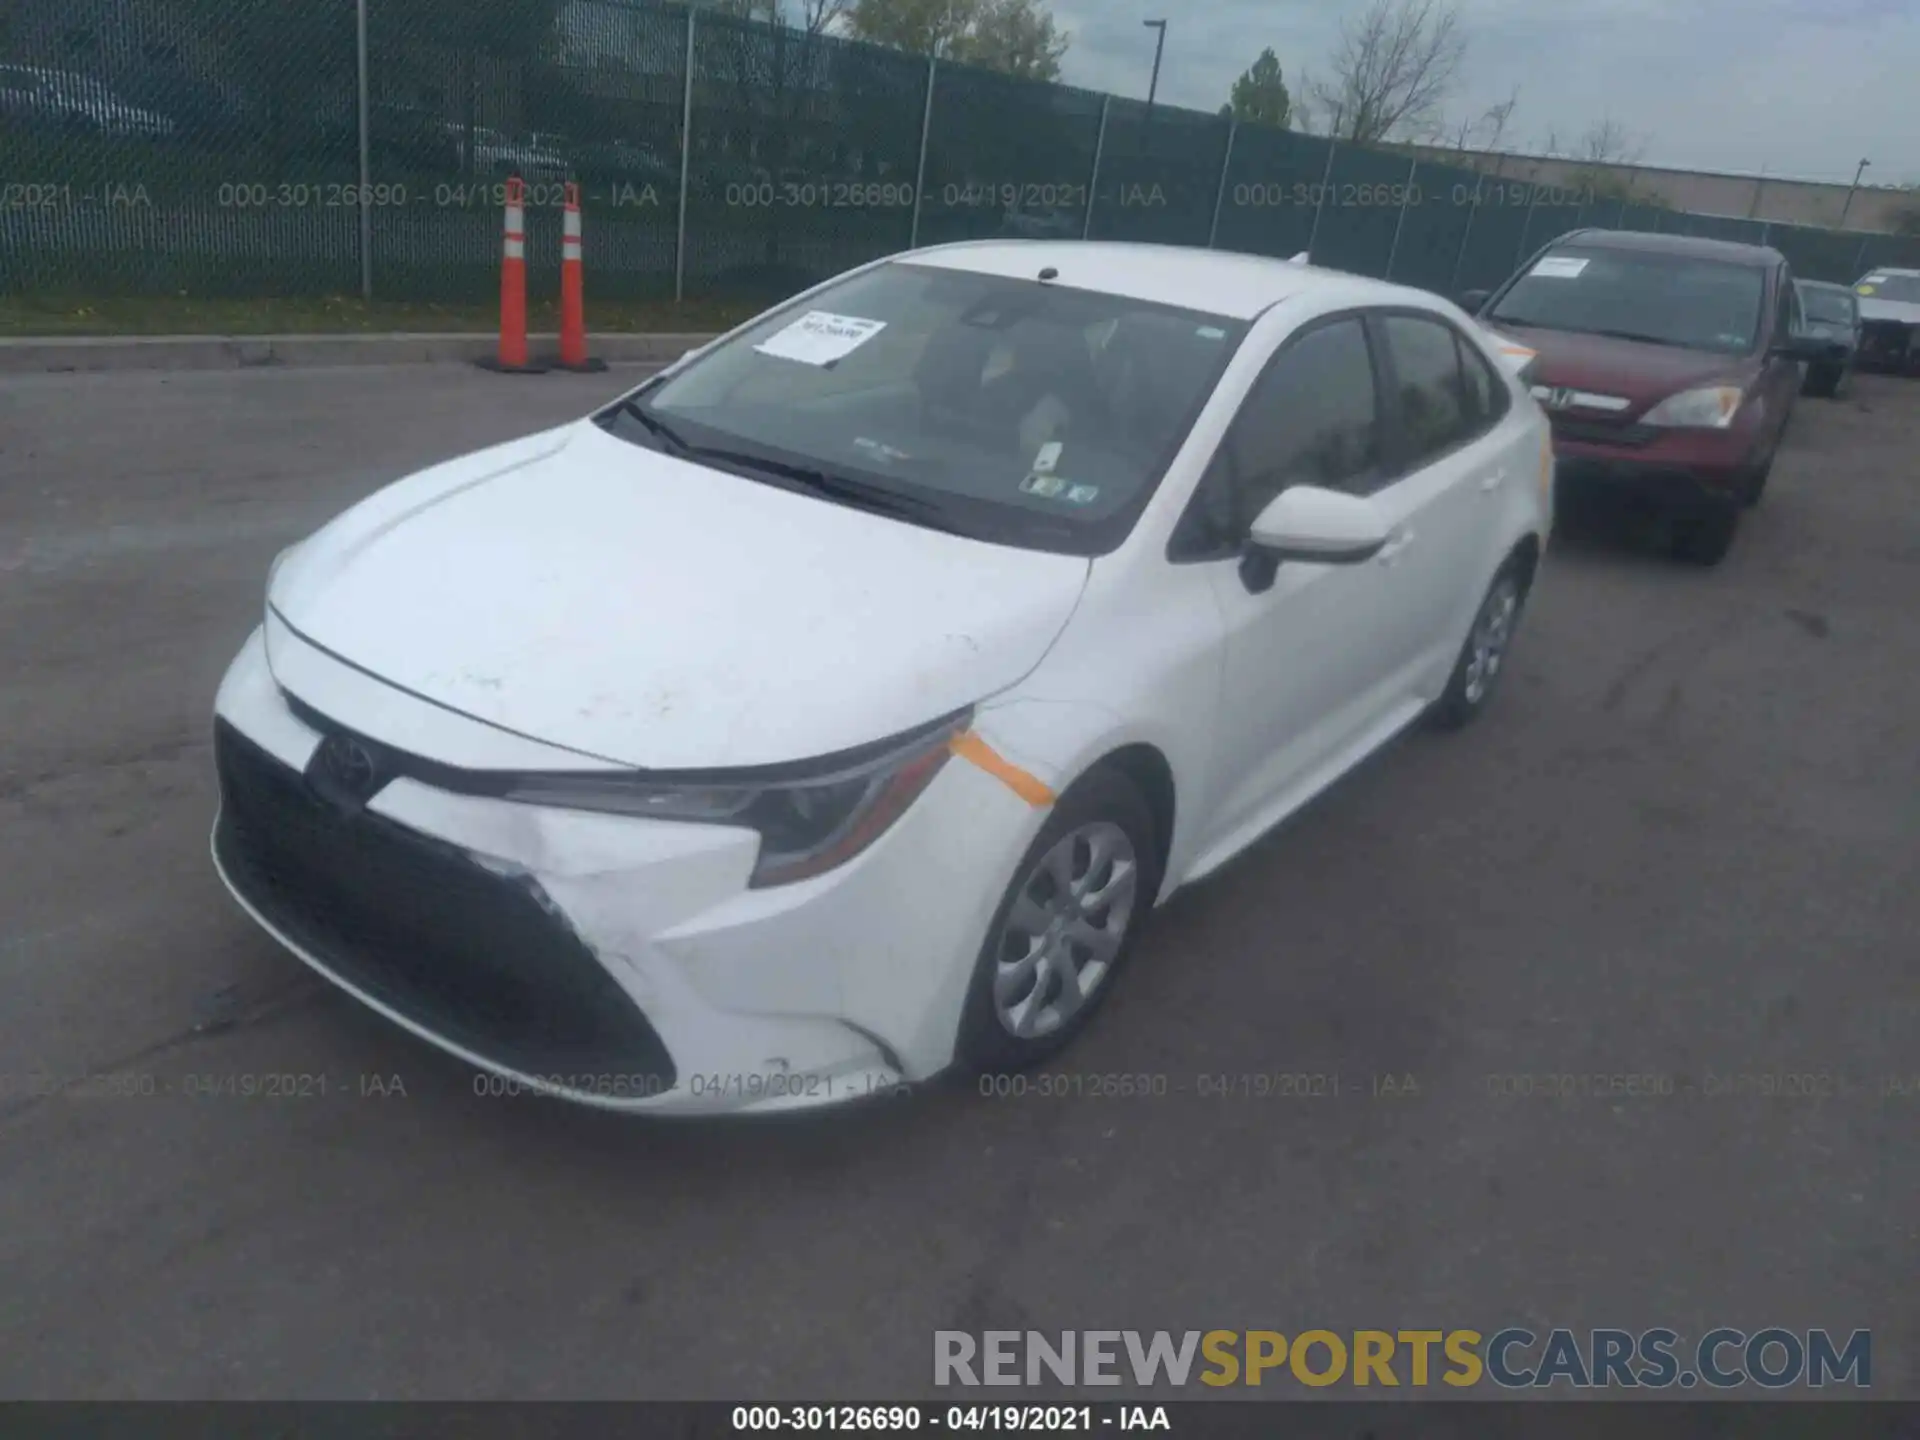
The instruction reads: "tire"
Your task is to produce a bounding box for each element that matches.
[1427,562,1528,732]
[1739,453,1773,508]
[954,767,1163,1076]
[1671,502,1738,567]
[1802,364,1837,400]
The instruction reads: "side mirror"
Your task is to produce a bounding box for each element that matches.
[1244,485,1391,581]
[1457,289,1492,314]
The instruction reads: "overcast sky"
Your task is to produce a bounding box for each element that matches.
[1047,0,1920,186]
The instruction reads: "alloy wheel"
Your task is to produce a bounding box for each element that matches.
[993,821,1139,1040]
[1462,575,1520,706]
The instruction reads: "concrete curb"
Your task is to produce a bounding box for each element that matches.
[0,331,720,375]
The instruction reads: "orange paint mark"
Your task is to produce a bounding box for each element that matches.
[949,731,1055,807]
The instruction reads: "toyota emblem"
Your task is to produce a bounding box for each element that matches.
[319,735,379,795]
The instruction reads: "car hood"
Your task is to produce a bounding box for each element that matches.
[269,422,1092,769]
[1858,297,1920,324]
[1484,323,1757,409]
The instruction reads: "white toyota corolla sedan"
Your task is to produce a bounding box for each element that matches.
[212,241,1551,1115]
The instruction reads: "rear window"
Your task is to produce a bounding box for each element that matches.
[1800,286,1856,324]
[1488,247,1767,356]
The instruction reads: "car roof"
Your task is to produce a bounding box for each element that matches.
[899,240,1427,321]
[1551,228,1784,269]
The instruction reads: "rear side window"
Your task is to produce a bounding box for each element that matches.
[1456,331,1508,431]
[1380,314,1494,467]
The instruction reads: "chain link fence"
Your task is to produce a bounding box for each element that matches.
[6,0,1920,307]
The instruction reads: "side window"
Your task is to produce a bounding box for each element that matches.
[1453,329,1509,432]
[1168,319,1382,560]
[1230,319,1383,520]
[1381,314,1476,467]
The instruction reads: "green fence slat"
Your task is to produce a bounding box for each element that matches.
[1306,144,1419,276]
[1210,128,1331,262]
[3,0,1912,304]
[1085,99,1228,248]
[1384,160,1478,294]
[917,65,1105,250]
[1450,175,1534,291]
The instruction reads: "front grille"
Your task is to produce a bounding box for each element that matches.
[1860,321,1914,359]
[1550,416,1658,448]
[213,719,676,1085]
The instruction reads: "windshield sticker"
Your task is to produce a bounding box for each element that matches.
[1064,484,1100,505]
[1031,441,1064,475]
[1529,256,1589,279]
[1856,284,1878,295]
[1020,473,1067,499]
[853,437,912,464]
[753,311,887,366]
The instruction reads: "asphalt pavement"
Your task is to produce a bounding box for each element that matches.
[0,362,1916,1399]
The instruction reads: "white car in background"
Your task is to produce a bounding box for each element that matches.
[211,241,1552,1115]
[1853,267,1920,372]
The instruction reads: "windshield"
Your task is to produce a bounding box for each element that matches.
[1800,286,1856,325]
[1856,272,1920,304]
[1489,247,1766,355]
[604,261,1249,555]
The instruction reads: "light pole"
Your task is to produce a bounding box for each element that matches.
[1143,20,1167,109]
[1841,157,1870,227]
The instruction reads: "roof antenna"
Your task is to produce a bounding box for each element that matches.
[1037,266,1060,283]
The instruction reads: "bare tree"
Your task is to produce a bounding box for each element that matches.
[1306,0,1467,145]
[1575,116,1644,165]
[705,0,849,36]
[1437,84,1517,154]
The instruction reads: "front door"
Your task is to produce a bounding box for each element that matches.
[1183,315,1412,857]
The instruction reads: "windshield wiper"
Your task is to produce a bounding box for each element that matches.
[685,446,970,533]
[605,397,692,453]
[1580,327,1696,348]
[1493,317,1700,349]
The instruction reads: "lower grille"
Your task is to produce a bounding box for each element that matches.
[1860,322,1914,360]
[1551,416,1658,448]
[213,719,676,1085]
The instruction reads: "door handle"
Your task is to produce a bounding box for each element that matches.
[1377,529,1415,564]
[1478,469,1507,493]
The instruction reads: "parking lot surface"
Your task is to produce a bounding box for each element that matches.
[1,363,1916,1399]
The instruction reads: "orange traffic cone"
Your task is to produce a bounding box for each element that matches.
[477,176,547,374]
[555,182,605,373]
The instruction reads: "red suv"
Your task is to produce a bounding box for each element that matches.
[1466,230,1826,565]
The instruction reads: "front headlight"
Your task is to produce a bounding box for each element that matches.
[1641,385,1745,429]
[503,710,970,888]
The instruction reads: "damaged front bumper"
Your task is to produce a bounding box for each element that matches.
[210,625,1040,1115]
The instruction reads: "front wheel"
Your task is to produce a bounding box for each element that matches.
[955,768,1162,1076]
[1427,564,1527,731]
[1671,502,1738,567]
